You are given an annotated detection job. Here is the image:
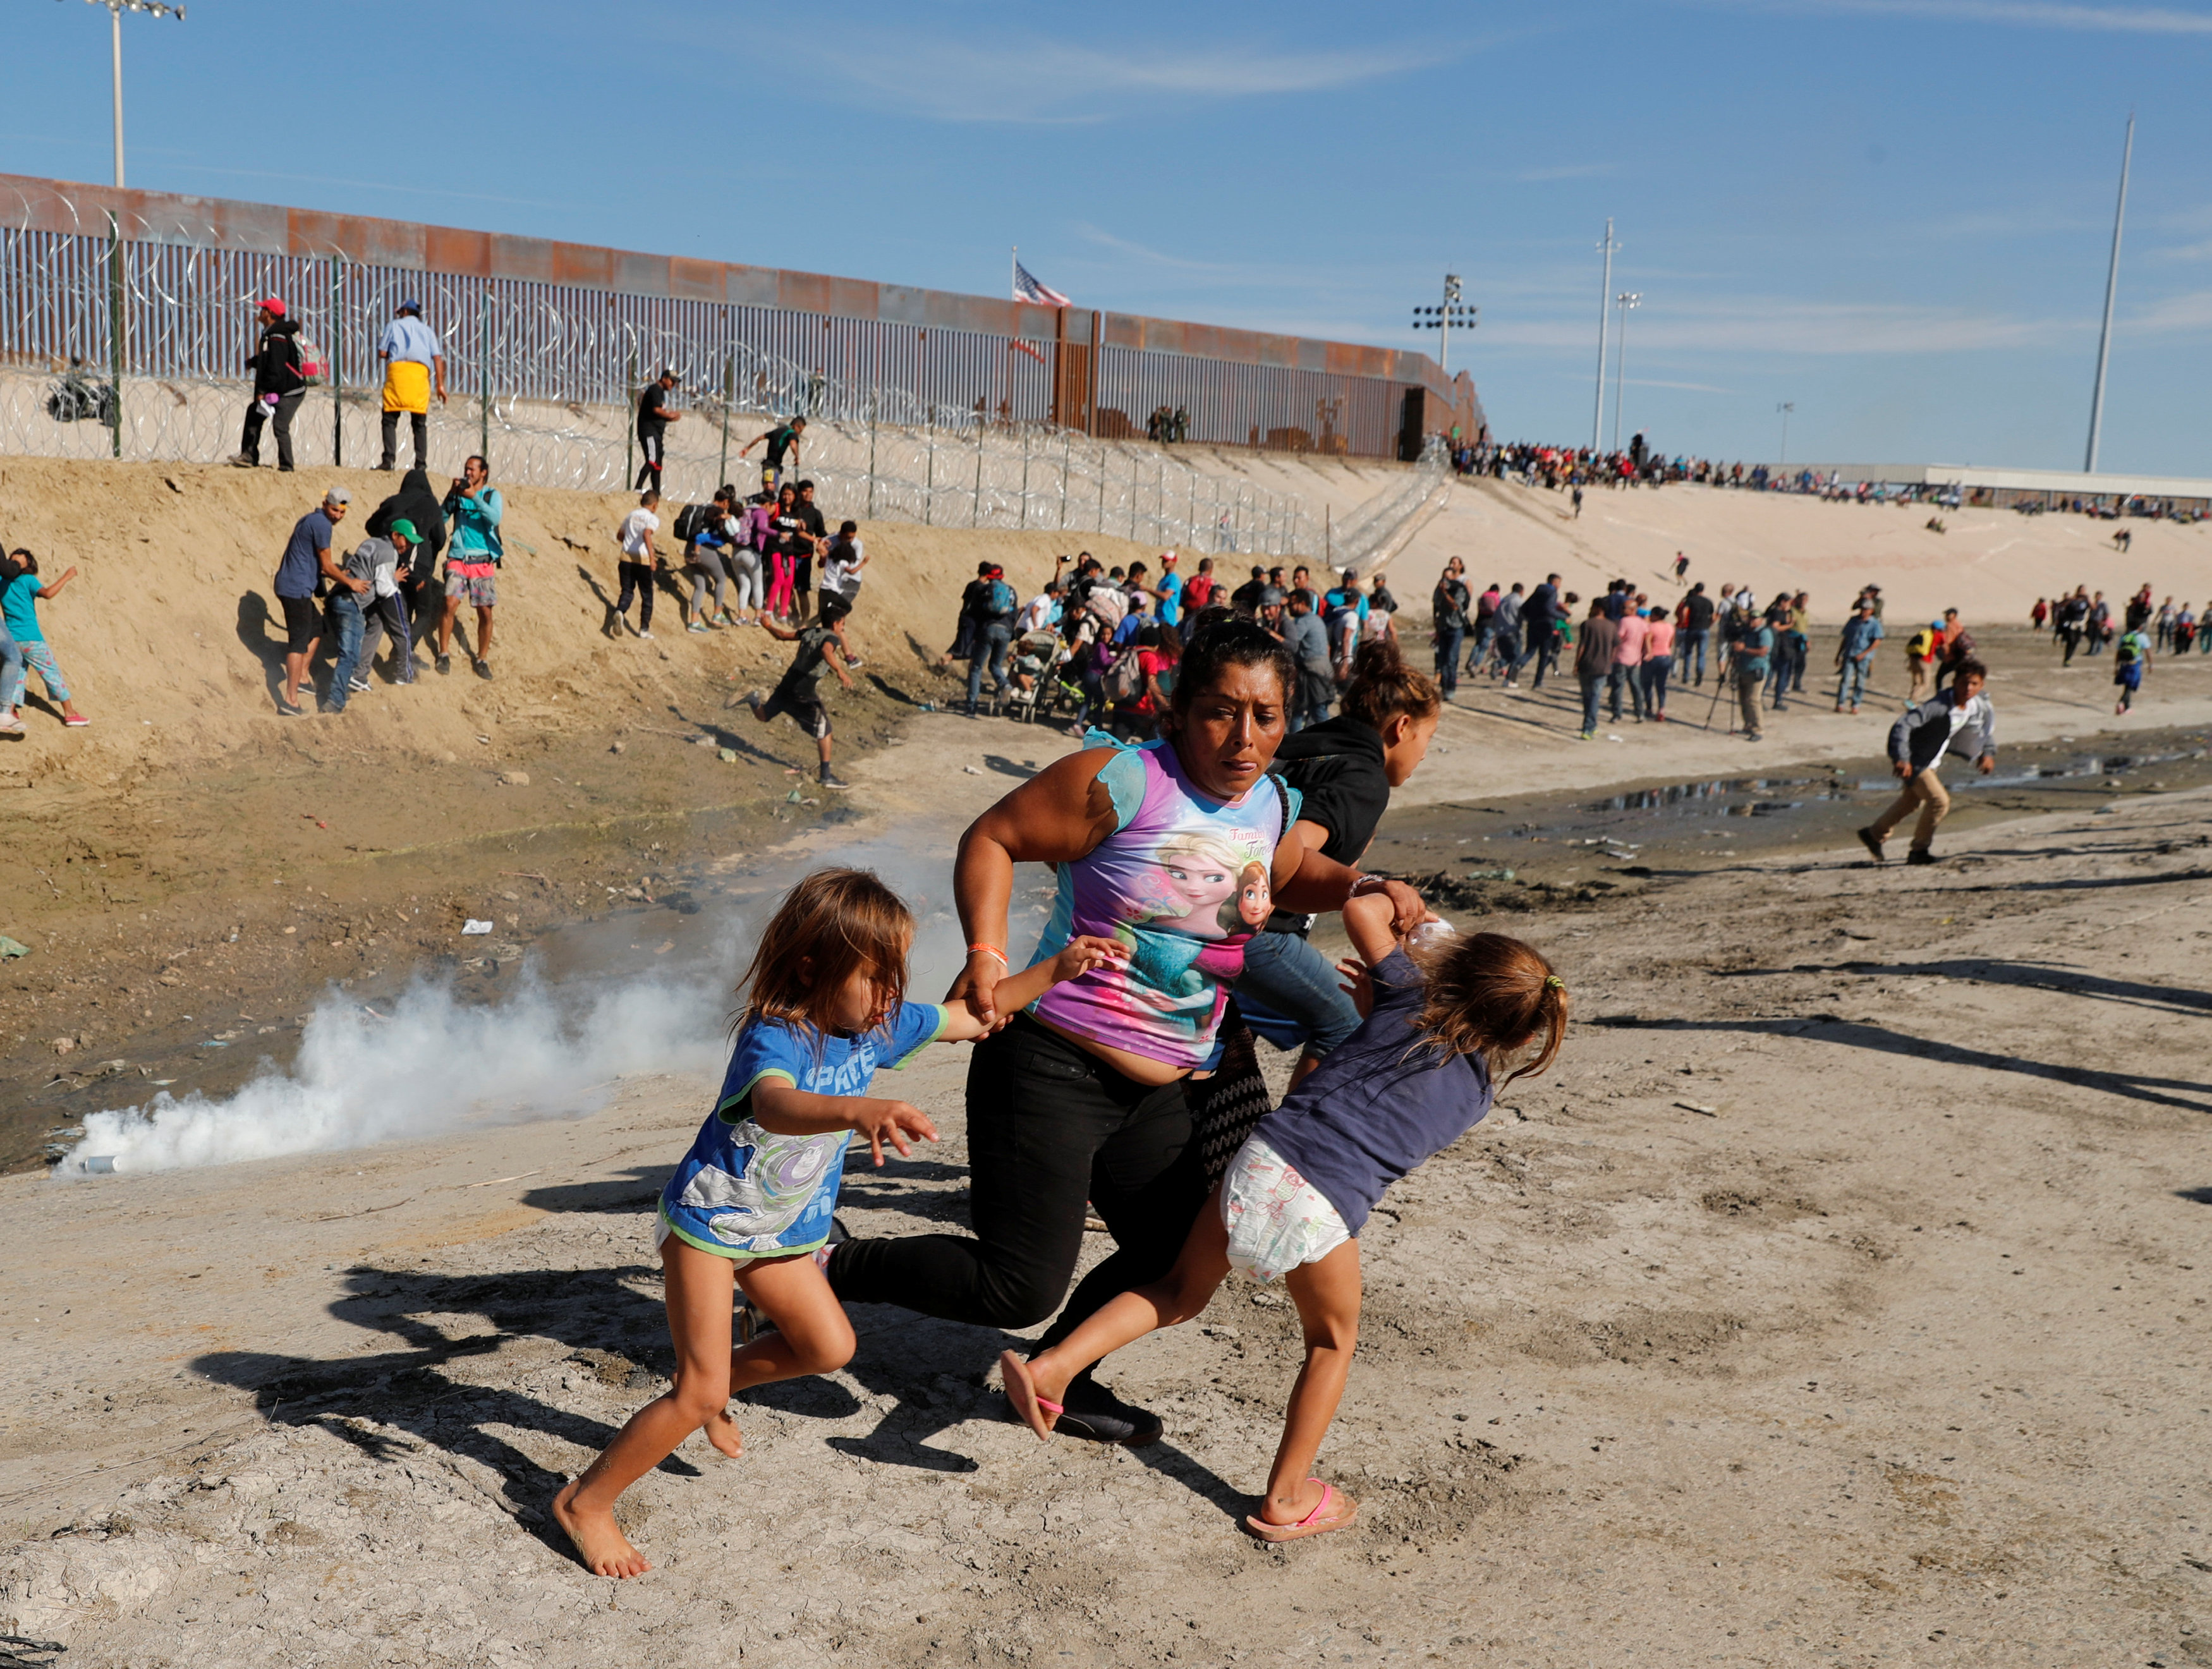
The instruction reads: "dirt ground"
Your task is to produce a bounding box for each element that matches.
[5,461,2212,1665]
[3,774,2209,1667]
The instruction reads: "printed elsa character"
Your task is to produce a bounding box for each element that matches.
[1126,831,1248,938]
[1119,856,1273,1039]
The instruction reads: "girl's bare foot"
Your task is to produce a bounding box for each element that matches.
[550,1479,651,1579]
[703,1405,745,1459]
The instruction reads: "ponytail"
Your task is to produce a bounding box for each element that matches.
[1339,634,1442,731]
[1407,932,1567,1089]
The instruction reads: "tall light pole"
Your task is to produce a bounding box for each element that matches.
[70,0,187,190]
[1776,401,1796,468]
[1610,292,1641,455]
[2084,112,2134,474]
[1591,219,1619,451]
[1411,273,1476,372]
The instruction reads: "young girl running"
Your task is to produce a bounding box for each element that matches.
[552,867,1125,1579]
[1000,893,1566,1542]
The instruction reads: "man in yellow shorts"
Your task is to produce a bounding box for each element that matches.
[377,298,447,472]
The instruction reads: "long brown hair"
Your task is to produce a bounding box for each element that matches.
[734,868,914,1038]
[1339,635,1441,731]
[1407,932,1567,1089]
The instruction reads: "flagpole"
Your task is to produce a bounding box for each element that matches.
[1011,245,1018,303]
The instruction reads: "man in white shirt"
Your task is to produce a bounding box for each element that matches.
[1018,579,1064,635]
[376,300,446,473]
[614,490,662,640]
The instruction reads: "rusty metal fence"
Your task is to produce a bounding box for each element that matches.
[0,195,1463,557]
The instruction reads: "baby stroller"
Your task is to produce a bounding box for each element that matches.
[1004,628,1074,724]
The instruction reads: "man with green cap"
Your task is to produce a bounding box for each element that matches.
[327,520,413,712]
[355,519,419,690]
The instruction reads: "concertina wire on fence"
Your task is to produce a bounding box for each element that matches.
[0,197,1443,562]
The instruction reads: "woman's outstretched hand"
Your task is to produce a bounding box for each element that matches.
[947,948,1005,1028]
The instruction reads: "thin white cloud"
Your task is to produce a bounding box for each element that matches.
[1627,377,1742,394]
[2125,289,2212,331]
[1486,298,2067,354]
[794,35,1455,123]
[1771,0,2212,31]
[1067,223,1246,276]
[1483,284,2212,355]
[1516,162,1619,183]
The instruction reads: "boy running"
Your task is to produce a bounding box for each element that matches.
[1857,658,1996,866]
[2113,623,2151,715]
[746,590,856,789]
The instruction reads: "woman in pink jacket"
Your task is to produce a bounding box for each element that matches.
[1640,607,1676,722]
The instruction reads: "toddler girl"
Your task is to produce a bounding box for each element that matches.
[1001,893,1565,1542]
[553,866,1124,1577]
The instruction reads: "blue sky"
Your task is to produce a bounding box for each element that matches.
[7,0,2210,474]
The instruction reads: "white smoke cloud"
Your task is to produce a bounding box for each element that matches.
[52,838,1043,1179]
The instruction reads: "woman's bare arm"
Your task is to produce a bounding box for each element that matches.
[1270,824,1425,934]
[952,750,1122,1026]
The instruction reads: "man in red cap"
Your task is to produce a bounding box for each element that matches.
[232,298,309,471]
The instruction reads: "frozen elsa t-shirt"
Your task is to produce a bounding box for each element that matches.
[1028,736,1296,1070]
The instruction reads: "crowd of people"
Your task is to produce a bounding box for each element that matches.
[2030,582,2191,713]
[1453,435,1809,495]
[929,549,1409,737]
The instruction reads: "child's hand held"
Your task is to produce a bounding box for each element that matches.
[1053,935,1129,981]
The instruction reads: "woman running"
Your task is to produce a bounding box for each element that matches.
[826,619,1425,1445]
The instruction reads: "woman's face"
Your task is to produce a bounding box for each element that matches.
[1165,662,1287,801]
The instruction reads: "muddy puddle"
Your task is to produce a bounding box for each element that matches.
[1366,722,2212,895]
[28,723,2211,1175]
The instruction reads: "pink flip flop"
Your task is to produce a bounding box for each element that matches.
[1244,1479,1359,1543]
[998,1349,1062,1441]
[64,715,90,727]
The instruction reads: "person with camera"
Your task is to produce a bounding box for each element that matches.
[434,454,504,681]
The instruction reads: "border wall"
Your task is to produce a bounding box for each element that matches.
[0,173,1484,485]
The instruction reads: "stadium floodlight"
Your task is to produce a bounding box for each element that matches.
[64,0,187,190]
[1410,274,1478,372]
[1610,293,1641,454]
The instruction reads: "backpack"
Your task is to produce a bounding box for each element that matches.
[293,332,325,385]
[672,502,716,543]
[1103,648,1145,703]
[1907,629,1934,658]
[985,578,1018,618]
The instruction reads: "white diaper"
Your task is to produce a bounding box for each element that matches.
[1220,1135,1351,1282]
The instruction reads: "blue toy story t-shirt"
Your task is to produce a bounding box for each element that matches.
[659,1000,945,1258]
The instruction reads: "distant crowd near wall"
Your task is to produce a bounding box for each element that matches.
[0,174,1484,526]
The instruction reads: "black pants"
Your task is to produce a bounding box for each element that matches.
[634,432,664,490]
[829,1015,1209,1353]
[616,559,655,629]
[379,409,428,471]
[240,389,305,470]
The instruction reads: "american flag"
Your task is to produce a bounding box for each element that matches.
[1013,259,1071,308]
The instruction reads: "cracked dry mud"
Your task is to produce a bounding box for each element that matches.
[3,790,2209,1667]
